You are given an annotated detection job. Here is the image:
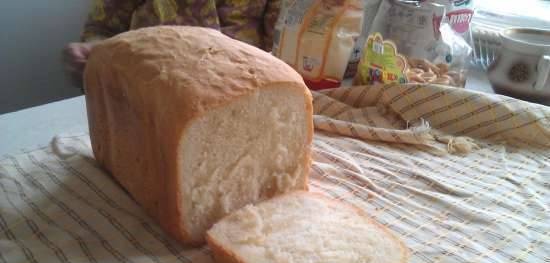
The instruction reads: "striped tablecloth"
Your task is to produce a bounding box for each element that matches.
[1,84,549,263]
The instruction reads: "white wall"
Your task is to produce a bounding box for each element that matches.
[0,0,90,114]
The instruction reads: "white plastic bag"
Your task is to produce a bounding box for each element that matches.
[273,0,382,90]
[355,0,474,87]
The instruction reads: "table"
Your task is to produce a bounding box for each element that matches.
[0,69,495,157]
[0,96,88,156]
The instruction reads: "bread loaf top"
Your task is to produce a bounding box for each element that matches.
[85,26,309,121]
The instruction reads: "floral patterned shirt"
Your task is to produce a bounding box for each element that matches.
[82,0,281,51]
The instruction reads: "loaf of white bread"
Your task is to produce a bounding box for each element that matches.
[207,191,409,263]
[84,26,314,245]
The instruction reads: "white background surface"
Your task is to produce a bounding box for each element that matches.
[0,96,88,156]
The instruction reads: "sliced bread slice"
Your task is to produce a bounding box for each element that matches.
[207,191,408,263]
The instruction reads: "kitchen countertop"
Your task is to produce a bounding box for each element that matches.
[0,96,88,157]
[0,67,496,157]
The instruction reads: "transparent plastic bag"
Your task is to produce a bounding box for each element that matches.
[354,0,474,87]
[272,0,382,90]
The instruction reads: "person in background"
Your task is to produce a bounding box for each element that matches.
[64,0,281,88]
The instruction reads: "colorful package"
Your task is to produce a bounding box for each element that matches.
[355,0,474,87]
[273,0,382,90]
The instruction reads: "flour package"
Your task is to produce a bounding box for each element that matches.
[355,0,474,87]
[272,0,382,90]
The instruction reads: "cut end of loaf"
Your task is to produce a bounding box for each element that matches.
[179,86,311,243]
[207,191,409,263]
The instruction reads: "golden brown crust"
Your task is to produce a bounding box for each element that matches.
[301,91,314,192]
[84,26,312,246]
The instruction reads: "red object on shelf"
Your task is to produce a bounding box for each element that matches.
[304,78,341,91]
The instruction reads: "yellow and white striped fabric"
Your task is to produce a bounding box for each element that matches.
[1,84,549,263]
